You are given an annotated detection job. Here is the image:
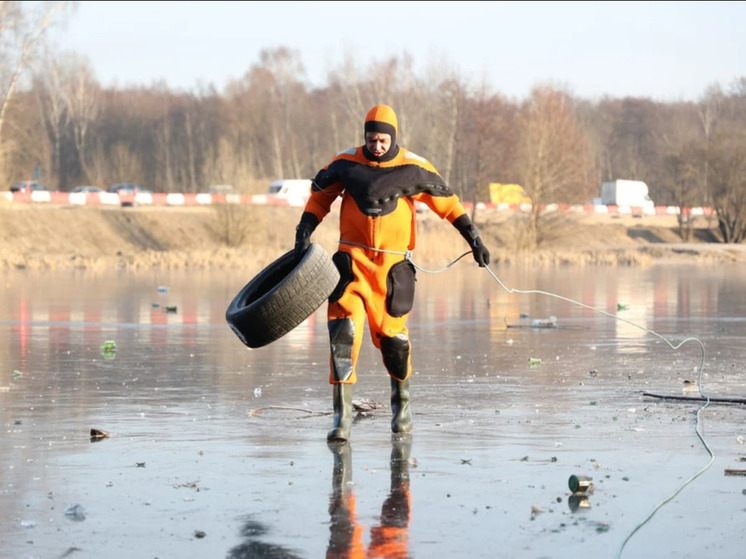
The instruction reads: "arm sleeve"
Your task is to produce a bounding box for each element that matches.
[301,165,344,223]
[413,191,469,223]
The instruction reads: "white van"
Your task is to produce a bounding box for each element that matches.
[266,179,312,207]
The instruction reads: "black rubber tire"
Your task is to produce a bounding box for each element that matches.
[225,243,340,348]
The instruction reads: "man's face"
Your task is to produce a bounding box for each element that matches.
[365,132,392,157]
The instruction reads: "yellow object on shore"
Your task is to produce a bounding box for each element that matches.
[488,183,532,205]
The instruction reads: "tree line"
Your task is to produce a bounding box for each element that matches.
[2,4,745,243]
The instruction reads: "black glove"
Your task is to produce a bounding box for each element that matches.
[453,214,490,267]
[294,212,319,261]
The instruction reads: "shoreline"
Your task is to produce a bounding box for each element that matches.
[1,203,744,271]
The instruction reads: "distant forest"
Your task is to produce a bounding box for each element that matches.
[2,3,746,242]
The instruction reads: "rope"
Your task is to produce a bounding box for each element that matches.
[407,251,714,558]
[338,239,411,257]
[408,250,473,274]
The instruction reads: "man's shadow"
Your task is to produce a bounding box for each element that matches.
[327,435,412,558]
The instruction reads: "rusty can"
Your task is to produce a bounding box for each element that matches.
[568,475,593,493]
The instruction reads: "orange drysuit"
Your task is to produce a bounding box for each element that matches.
[298,105,479,385]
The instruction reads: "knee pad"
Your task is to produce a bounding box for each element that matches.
[329,318,355,382]
[380,334,410,381]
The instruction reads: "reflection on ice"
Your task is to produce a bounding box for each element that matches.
[0,265,744,558]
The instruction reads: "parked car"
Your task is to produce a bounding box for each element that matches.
[265,179,311,206]
[10,180,48,193]
[108,183,143,194]
[108,183,152,206]
[70,186,103,194]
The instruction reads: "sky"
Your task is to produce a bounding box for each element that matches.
[47,1,745,102]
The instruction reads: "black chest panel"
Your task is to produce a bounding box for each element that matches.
[316,159,454,216]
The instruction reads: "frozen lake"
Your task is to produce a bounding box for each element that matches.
[1,263,744,558]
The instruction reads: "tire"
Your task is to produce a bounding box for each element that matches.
[225,243,340,348]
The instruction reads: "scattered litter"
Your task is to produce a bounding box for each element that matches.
[617,303,629,311]
[736,436,744,445]
[532,316,557,328]
[12,370,23,378]
[528,357,542,366]
[157,286,169,294]
[173,480,200,490]
[682,380,699,393]
[352,398,384,414]
[151,302,160,308]
[530,504,544,516]
[194,530,206,539]
[569,475,593,493]
[0,386,9,392]
[164,305,178,313]
[592,521,610,532]
[724,469,746,477]
[101,341,117,360]
[90,428,111,442]
[253,387,262,398]
[65,504,86,522]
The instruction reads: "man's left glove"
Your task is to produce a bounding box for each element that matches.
[294,212,319,261]
[453,214,490,267]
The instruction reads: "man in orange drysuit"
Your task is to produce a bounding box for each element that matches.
[294,104,490,442]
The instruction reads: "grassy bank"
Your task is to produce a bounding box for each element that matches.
[0,201,743,272]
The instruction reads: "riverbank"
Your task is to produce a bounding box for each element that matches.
[1,201,744,272]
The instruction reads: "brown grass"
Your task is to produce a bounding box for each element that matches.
[0,203,742,271]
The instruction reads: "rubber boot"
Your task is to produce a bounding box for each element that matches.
[327,383,353,442]
[390,377,413,434]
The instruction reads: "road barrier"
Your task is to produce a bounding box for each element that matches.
[0,190,713,217]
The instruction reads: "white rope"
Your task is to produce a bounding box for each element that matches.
[408,251,715,557]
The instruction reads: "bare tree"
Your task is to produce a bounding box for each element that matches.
[33,50,100,187]
[708,81,746,243]
[0,1,68,143]
[243,47,308,180]
[33,56,70,188]
[107,141,143,184]
[696,84,725,211]
[63,53,100,184]
[326,55,367,147]
[515,86,594,248]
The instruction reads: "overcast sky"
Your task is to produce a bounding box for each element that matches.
[49,1,744,102]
